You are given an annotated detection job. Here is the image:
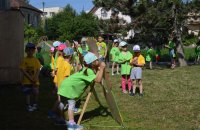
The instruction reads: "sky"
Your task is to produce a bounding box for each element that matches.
[29,0,94,13]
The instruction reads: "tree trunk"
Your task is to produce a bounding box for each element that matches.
[173,4,187,67]
[176,37,188,67]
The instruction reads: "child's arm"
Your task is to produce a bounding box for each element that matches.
[20,69,34,82]
[33,68,40,83]
[95,62,106,83]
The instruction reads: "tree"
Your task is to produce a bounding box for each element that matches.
[93,0,188,66]
[46,5,99,41]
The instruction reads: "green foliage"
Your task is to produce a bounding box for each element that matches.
[46,5,99,41]
[24,24,44,44]
[182,35,199,46]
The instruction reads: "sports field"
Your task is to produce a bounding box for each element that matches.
[0,65,200,130]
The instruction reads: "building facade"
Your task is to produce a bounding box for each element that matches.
[40,7,63,18]
[186,12,200,36]
[89,7,134,40]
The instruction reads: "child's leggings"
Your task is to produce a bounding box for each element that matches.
[121,75,132,92]
[68,99,75,110]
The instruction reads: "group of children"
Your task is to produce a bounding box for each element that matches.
[19,35,200,130]
[20,38,107,130]
[109,40,145,96]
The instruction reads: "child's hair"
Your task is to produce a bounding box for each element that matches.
[25,43,35,52]
[82,61,93,76]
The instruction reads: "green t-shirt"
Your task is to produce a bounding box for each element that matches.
[155,49,161,56]
[78,47,83,54]
[97,42,107,57]
[36,52,43,59]
[146,48,153,62]
[169,41,175,49]
[58,68,96,99]
[110,47,120,62]
[118,51,132,75]
[195,46,200,56]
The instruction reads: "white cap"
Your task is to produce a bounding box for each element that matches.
[84,52,98,64]
[114,39,119,43]
[119,41,127,47]
[133,45,140,52]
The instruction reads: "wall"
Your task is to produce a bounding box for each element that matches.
[21,8,41,27]
[0,10,24,84]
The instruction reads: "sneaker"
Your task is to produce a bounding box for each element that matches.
[47,110,57,119]
[122,90,128,94]
[74,108,82,114]
[31,104,38,110]
[27,105,34,112]
[130,93,135,96]
[112,73,115,76]
[67,123,83,130]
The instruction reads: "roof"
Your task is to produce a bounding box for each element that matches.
[10,0,43,13]
[88,6,98,14]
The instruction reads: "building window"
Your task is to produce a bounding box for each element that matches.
[28,14,31,24]
[101,8,107,18]
[50,12,55,17]
[0,0,9,10]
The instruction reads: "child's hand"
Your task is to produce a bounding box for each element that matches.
[99,62,106,69]
[51,71,55,77]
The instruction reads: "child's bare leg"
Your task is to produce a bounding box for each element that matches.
[68,100,75,124]
[138,79,143,94]
[111,62,115,75]
[150,61,153,69]
[116,64,119,74]
[132,80,136,94]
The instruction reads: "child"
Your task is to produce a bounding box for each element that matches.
[130,45,145,96]
[48,43,66,120]
[97,36,107,62]
[195,40,200,64]
[58,52,106,130]
[20,43,41,111]
[118,41,132,94]
[36,46,44,66]
[155,47,161,64]
[53,47,77,124]
[110,39,120,75]
[145,45,153,69]
[165,37,176,69]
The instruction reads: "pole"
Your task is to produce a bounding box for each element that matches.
[42,2,45,12]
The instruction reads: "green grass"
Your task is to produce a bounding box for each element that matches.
[1,66,200,130]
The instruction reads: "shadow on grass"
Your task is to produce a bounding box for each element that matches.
[75,106,111,123]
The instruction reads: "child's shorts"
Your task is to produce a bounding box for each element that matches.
[21,84,38,95]
[169,49,176,58]
[130,67,142,80]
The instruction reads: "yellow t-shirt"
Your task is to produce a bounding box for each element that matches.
[57,60,71,88]
[53,56,64,84]
[130,54,145,66]
[50,55,55,70]
[97,42,107,57]
[137,54,145,65]
[20,57,41,85]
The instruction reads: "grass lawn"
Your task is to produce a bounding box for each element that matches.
[0,65,200,130]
